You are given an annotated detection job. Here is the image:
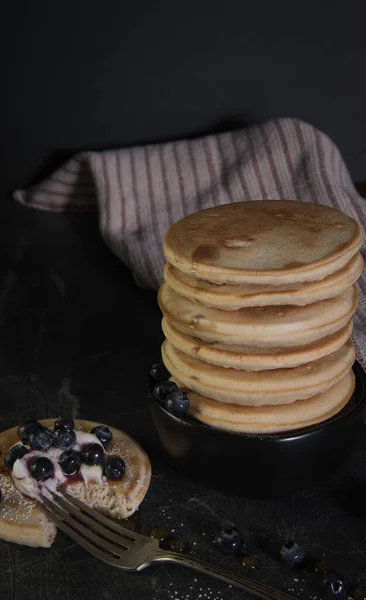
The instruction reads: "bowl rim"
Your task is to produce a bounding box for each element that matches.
[148,360,366,441]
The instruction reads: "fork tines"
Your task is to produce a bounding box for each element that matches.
[38,488,147,567]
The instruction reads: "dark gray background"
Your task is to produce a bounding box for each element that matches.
[1,1,366,195]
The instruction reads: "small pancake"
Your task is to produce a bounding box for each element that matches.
[172,370,355,433]
[0,419,151,547]
[164,201,364,285]
[162,339,355,405]
[158,283,358,347]
[164,253,363,309]
[162,317,354,371]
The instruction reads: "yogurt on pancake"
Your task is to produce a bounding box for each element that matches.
[11,431,105,500]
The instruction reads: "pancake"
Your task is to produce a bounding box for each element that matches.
[162,339,355,405]
[164,201,364,285]
[164,252,364,309]
[162,317,354,371]
[173,370,355,433]
[0,419,151,547]
[158,282,358,347]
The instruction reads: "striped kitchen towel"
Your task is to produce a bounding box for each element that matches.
[14,117,366,367]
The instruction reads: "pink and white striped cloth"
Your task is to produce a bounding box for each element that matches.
[14,118,366,367]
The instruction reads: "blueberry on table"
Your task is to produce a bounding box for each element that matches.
[153,381,178,403]
[165,390,189,417]
[323,571,348,599]
[214,527,242,555]
[279,541,305,567]
[81,443,104,466]
[104,456,126,480]
[59,449,82,476]
[53,428,76,450]
[54,417,74,431]
[29,426,54,451]
[149,362,170,384]
[17,420,42,445]
[29,457,55,482]
[4,445,29,470]
[90,425,113,448]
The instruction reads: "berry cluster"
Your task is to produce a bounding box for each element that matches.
[150,362,189,417]
[4,419,126,483]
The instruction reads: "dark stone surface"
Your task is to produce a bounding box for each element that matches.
[0,198,365,600]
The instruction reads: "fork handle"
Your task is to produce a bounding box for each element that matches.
[152,551,297,600]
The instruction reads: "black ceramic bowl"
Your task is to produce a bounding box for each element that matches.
[148,361,366,498]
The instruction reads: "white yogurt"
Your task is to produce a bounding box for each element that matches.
[11,430,105,500]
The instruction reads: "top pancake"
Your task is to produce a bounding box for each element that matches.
[164,201,364,284]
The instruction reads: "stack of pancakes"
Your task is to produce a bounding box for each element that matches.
[158,201,364,434]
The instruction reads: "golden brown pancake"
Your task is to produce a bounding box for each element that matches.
[162,317,354,370]
[173,370,355,433]
[164,253,363,309]
[160,201,363,436]
[162,339,355,405]
[164,201,364,284]
[159,283,358,347]
[0,419,151,547]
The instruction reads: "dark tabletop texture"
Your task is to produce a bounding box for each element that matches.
[0,199,365,600]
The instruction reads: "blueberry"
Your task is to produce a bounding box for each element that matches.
[279,541,305,568]
[90,425,113,448]
[29,426,54,451]
[214,527,242,555]
[4,445,29,470]
[29,457,55,482]
[149,362,170,385]
[323,571,348,599]
[59,449,82,476]
[0,489,2,504]
[104,456,126,481]
[54,417,74,431]
[17,420,42,445]
[165,390,189,417]
[153,381,178,403]
[53,428,76,450]
[81,443,104,466]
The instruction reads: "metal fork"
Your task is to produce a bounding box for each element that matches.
[39,489,297,600]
